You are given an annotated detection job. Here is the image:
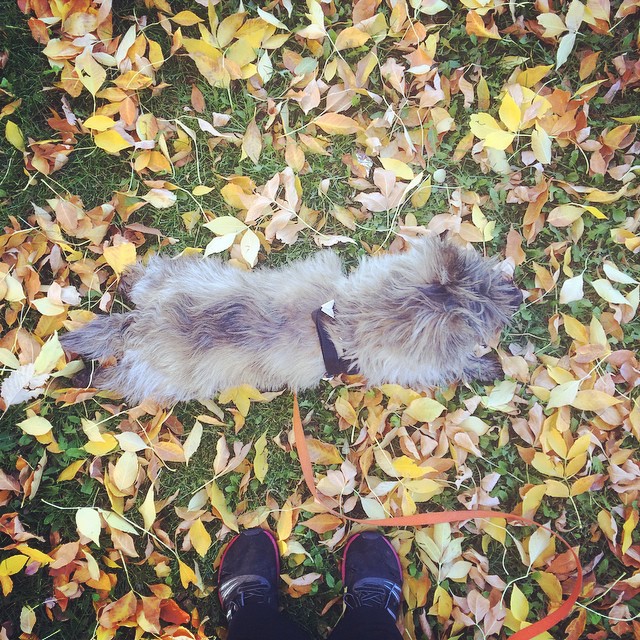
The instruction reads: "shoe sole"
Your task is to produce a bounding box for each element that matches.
[218,528,280,606]
[341,531,402,584]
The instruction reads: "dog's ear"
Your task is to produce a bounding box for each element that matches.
[419,283,458,311]
[419,283,449,303]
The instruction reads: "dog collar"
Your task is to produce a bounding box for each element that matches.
[312,302,358,378]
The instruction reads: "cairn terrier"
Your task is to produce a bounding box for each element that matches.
[60,237,522,405]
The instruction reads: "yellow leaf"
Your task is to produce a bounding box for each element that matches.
[392,456,434,479]
[562,313,589,343]
[218,384,266,417]
[544,479,570,497]
[570,475,597,496]
[528,526,552,564]
[536,571,563,604]
[254,431,269,483]
[622,510,639,555]
[379,157,414,180]
[208,480,238,531]
[517,65,553,87]
[480,517,506,544]
[171,10,204,26]
[405,397,446,422]
[34,334,64,375]
[0,555,29,577]
[571,390,621,411]
[178,560,198,588]
[580,204,606,219]
[546,380,580,409]
[531,452,562,478]
[57,460,85,482]
[84,433,118,456]
[5,121,25,151]
[83,115,116,131]
[17,416,53,436]
[430,585,452,622]
[510,584,529,622]
[139,484,156,530]
[94,130,133,154]
[522,483,547,517]
[410,176,432,207]
[15,544,53,565]
[277,498,294,542]
[499,92,521,132]
[334,26,370,51]
[190,518,212,557]
[335,395,358,426]
[567,433,591,459]
[103,242,137,276]
[531,126,552,164]
[314,113,361,135]
[192,185,214,196]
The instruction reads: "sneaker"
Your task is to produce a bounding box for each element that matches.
[218,528,280,621]
[342,531,403,621]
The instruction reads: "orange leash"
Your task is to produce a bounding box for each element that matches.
[292,394,582,640]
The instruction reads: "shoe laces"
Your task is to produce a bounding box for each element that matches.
[344,578,401,619]
[220,575,275,621]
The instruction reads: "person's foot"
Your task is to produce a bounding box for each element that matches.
[218,528,280,621]
[342,531,403,621]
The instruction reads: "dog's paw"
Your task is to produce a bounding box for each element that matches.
[464,353,503,384]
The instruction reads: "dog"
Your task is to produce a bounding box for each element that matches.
[60,236,522,405]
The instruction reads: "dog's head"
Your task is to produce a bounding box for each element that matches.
[407,238,522,342]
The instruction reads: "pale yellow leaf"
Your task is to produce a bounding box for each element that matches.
[6,121,25,151]
[113,451,139,491]
[76,507,101,546]
[254,431,269,483]
[334,26,370,51]
[405,397,446,422]
[17,416,53,436]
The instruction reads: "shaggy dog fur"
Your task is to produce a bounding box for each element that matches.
[60,237,522,405]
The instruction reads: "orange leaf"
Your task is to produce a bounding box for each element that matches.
[159,599,191,624]
[99,591,137,628]
[466,11,501,39]
[301,513,343,533]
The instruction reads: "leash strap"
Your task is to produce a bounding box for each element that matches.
[292,394,582,640]
[311,308,358,377]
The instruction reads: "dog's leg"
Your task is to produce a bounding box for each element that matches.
[117,262,147,302]
[462,353,503,383]
[60,313,132,360]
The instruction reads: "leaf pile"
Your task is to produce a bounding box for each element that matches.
[1,0,640,638]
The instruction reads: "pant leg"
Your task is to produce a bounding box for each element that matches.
[227,602,314,640]
[327,607,403,640]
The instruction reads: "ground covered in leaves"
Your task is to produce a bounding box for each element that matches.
[1,0,640,638]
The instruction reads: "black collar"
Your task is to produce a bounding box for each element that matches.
[312,306,358,377]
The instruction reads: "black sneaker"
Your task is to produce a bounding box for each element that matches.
[218,528,280,621]
[342,531,403,621]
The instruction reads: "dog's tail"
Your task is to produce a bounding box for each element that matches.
[60,313,131,360]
